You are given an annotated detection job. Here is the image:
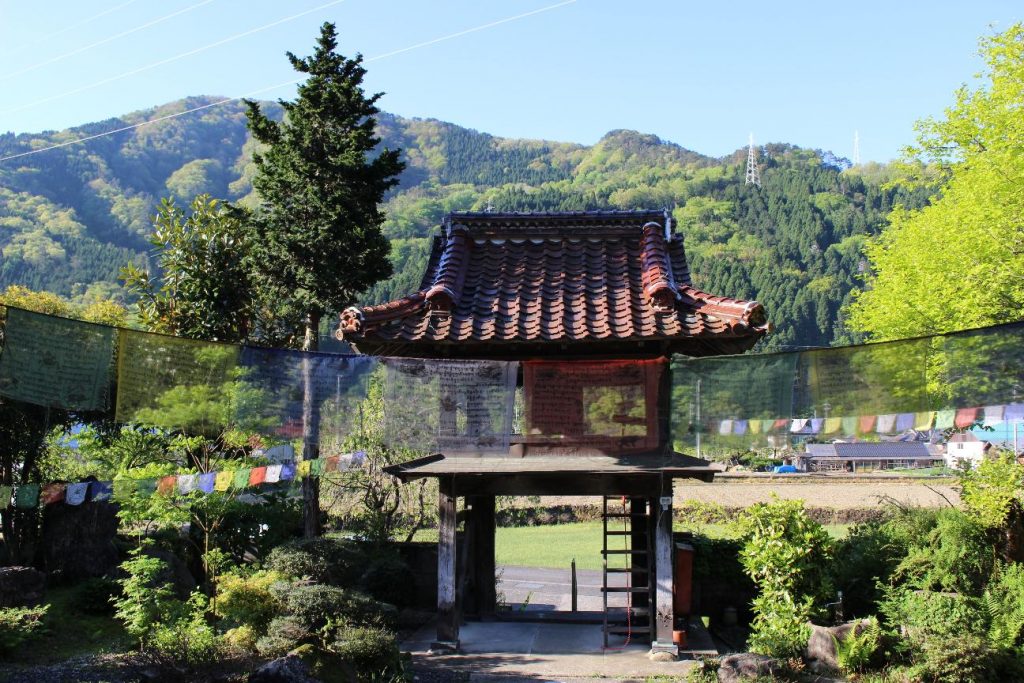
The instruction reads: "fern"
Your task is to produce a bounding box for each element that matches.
[984,563,1024,650]
[834,617,881,674]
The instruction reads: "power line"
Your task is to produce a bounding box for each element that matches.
[0,0,217,84]
[0,0,578,164]
[1,0,141,57]
[2,0,348,115]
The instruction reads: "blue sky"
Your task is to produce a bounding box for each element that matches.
[0,0,1018,161]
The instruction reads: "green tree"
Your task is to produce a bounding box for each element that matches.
[847,25,1024,339]
[244,23,404,536]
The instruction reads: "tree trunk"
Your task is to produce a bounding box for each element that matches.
[301,311,321,539]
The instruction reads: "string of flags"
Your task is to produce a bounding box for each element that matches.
[0,451,365,511]
[707,404,1023,437]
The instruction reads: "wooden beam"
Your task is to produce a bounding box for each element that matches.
[450,473,661,497]
[432,476,459,652]
[651,475,677,657]
[629,497,649,610]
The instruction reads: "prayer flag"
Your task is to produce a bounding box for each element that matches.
[280,463,296,481]
[718,420,733,435]
[248,467,267,486]
[809,418,823,434]
[983,405,1004,426]
[113,479,133,503]
[198,473,216,494]
[297,461,311,478]
[65,482,89,506]
[823,417,842,435]
[955,407,979,429]
[178,474,198,495]
[896,413,915,432]
[876,414,897,433]
[914,412,935,431]
[310,459,325,476]
[733,420,748,435]
[265,465,282,483]
[790,419,807,433]
[139,478,159,498]
[749,420,763,435]
[232,468,252,489]
[40,483,65,505]
[215,471,233,491]
[0,485,11,509]
[351,451,366,468]
[772,419,789,431]
[858,415,876,434]
[90,481,112,502]
[15,483,39,509]
[1005,404,1024,422]
[155,476,175,496]
[841,416,858,436]
[935,410,956,430]
[325,456,340,472]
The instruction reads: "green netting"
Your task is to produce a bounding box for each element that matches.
[671,352,798,452]
[115,330,240,434]
[0,307,116,411]
[928,323,1024,410]
[382,358,517,453]
[235,347,377,448]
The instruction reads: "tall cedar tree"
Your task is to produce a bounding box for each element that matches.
[244,24,404,536]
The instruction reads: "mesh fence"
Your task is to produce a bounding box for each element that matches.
[523,359,665,452]
[0,308,117,411]
[382,358,517,453]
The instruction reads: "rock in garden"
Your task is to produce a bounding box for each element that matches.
[717,653,782,682]
[249,654,322,683]
[804,619,871,673]
[0,566,45,607]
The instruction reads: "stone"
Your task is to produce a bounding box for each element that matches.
[0,566,45,607]
[717,653,782,683]
[804,619,872,674]
[248,654,321,683]
[40,499,120,582]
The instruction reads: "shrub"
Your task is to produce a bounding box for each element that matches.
[892,508,993,594]
[72,576,120,615]
[255,615,313,657]
[214,568,282,634]
[830,521,906,617]
[266,537,369,587]
[359,556,416,608]
[983,562,1024,652]
[222,624,259,653]
[282,584,397,631]
[330,625,401,676]
[834,617,882,674]
[115,548,178,644]
[0,605,48,653]
[736,497,833,658]
[148,593,219,665]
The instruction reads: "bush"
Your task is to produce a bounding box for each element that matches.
[214,569,282,634]
[983,562,1024,652]
[358,556,416,608]
[147,593,219,665]
[282,584,397,631]
[72,576,120,615]
[266,537,369,587]
[0,605,48,653]
[892,508,993,594]
[830,521,906,617]
[331,625,401,677]
[255,615,313,657]
[736,497,833,658]
[222,624,259,653]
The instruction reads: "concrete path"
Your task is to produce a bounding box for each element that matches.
[498,565,631,612]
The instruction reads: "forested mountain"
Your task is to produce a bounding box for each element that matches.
[0,96,933,349]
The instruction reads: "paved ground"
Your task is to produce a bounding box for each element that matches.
[498,565,629,612]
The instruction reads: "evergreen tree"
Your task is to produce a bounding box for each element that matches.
[244,23,404,536]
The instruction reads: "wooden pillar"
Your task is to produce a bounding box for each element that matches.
[467,495,496,617]
[433,476,459,652]
[629,497,649,609]
[651,475,677,657]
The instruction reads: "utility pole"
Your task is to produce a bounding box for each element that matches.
[745,133,761,188]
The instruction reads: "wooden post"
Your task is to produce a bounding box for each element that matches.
[433,476,459,652]
[651,475,677,657]
[471,495,497,617]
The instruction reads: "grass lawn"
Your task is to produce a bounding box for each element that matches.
[489,520,851,571]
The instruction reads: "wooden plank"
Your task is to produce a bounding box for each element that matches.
[630,497,650,610]
[466,495,496,617]
[433,476,459,651]
[651,476,677,656]
[450,473,662,497]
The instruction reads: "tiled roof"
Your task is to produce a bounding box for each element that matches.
[339,210,769,358]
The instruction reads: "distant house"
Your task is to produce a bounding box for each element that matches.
[800,441,944,472]
[945,432,991,468]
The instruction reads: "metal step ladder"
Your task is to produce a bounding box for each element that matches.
[601,496,653,646]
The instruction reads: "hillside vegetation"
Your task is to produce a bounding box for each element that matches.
[0,97,934,349]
